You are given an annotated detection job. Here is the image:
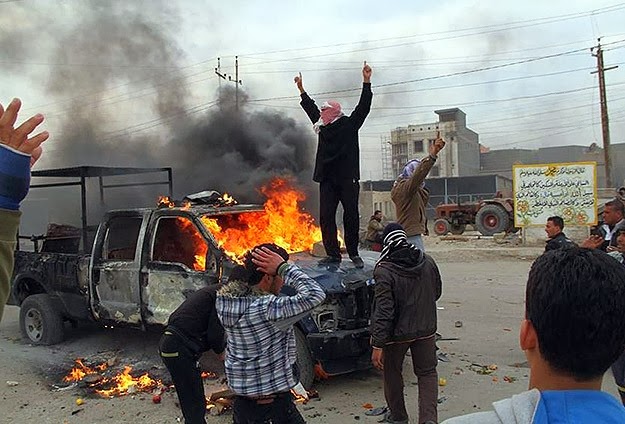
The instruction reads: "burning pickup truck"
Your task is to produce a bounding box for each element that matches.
[10,168,375,388]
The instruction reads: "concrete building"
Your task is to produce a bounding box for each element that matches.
[389,108,480,178]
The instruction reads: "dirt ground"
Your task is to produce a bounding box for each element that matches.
[0,235,620,424]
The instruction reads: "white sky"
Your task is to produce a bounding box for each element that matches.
[1,0,624,180]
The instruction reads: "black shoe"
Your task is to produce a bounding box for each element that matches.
[350,255,364,268]
[318,256,341,266]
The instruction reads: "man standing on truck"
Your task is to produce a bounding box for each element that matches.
[159,285,226,424]
[0,98,49,322]
[295,62,372,268]
[216,243,326,423]
[391,134,445,251]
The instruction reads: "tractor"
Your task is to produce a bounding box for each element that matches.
[433,197,516,236]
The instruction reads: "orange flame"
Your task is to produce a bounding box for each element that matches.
[63,359,108,382]
[199,178,323,262]
[221,193,237,206]
[158,195,175,208]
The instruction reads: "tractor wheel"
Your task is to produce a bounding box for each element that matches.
[450,224,466,235]
[476,204,510,236]
[433,219,451,236]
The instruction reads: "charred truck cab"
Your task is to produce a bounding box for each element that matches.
[10,167,376,388]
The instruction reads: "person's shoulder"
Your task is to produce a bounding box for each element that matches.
[441,411,502,424]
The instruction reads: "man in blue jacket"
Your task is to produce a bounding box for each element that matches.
[443,248,625,423]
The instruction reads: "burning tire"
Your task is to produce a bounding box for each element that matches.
[295,327,314,390]
[475,204,509,236]
[19,294,64,345]
[433,219,451,236]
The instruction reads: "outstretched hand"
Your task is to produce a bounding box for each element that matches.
[294,72,304,94]
[0,98,49,166]
[429,130,445,157]
[251,247,287,275]
[362,61,372,83]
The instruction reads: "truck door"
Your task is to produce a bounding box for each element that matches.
[89,212,147,325]
[143,213,219,325]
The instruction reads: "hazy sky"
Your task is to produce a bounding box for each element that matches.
[1,0,624,180]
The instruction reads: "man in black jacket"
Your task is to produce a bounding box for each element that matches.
[159,285,226,424]
[370,223,442,424]
[295,63,373,268]
[544,216,576,251]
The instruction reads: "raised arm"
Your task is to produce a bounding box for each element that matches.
[406,133,445,194]
[349,61,373,130]
[296,72,321,124]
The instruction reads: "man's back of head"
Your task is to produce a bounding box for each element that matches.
[526,247,625,381]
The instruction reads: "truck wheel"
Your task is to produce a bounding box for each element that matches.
[19,294,64,345]
[476,204,509,236]
[433,219,451,236]
[450,223,466,235]
[295,327,315,390]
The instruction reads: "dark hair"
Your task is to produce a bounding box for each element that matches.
[374,210,382,215]
[526,248,625,380]
[616,229,625,239]
[228,243,289,285]
[605,199,625,216]
[547,216,564,230]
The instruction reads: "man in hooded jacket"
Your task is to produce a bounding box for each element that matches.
[370,223,442,424]
[294,63,372,268]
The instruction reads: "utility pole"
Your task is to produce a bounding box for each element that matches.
[214,56,243,110]
[591,38,618,188]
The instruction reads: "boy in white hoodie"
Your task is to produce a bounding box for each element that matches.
[443,248,625,424]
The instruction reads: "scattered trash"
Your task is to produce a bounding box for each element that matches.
[469,364,496,375]
[152,394,161,404]
[437,396,448,404]
[365,406,387,416]
[492,376,499,383]
[437,352,450,362]
[6,381,18,387]
[362,403,373,409]
[53,383,77,392]
[503,328,512,332]
[454,320,463,328]
[71,409,83,416]
[75,398,84,406]
[503,375,518,383]
[438,377,447,387]
[437,306,445,310]
[488,364,498,371]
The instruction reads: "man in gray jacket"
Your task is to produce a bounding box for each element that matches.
[370,223,442,424]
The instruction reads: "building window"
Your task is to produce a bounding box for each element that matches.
[392,143,407,155]
[414,139,424,152]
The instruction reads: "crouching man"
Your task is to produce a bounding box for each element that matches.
[216,244,326,424]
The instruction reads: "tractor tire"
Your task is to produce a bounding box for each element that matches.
[433,219,451,236]
[476,204,510,236]
[295,327,315,390]
[450,224,466,235]
[19,294,64,345]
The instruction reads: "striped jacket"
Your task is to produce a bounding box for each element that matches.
[216,264,325,396]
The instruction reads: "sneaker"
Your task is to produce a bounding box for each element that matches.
[318,256,341,266]
[350,255,364,268]
[378,411,408,424]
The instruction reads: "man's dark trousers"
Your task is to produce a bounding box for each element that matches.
[159,331,207,424]
[319,178,360,258]
[233,392,306,424]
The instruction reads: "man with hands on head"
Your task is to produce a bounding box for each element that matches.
[216,243,326,423]
[0,98,49,322]
[295,62,373,268]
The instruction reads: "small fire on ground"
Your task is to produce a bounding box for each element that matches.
[62,359,163,398]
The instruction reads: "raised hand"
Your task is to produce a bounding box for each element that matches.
[429,130,446,157]
[294,72,304,94]
[251,247,287,275]
[0,98,49,166]
[362,61,372,83]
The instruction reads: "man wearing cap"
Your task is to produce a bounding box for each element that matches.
[391,135,445,251]
[370,223,442,424]
[216,243,326,423]
[294,63,373,268]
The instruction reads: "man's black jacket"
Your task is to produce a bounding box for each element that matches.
[300,83,372,182]
[167,285,226,355]
[545,232,577,252]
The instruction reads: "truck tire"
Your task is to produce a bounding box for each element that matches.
[450,223,466,235]
[295,327,315,390]
[19,294,64,345]
[433,219,451,236]
[475,204,509,236]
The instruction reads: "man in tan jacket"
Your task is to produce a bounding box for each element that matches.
[391,134,445,251]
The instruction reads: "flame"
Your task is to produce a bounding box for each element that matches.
[95,366,161,398]
[221,193,237,206]
[63,359,108,382]
[158,196,175,208]
[199,178,325,262]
